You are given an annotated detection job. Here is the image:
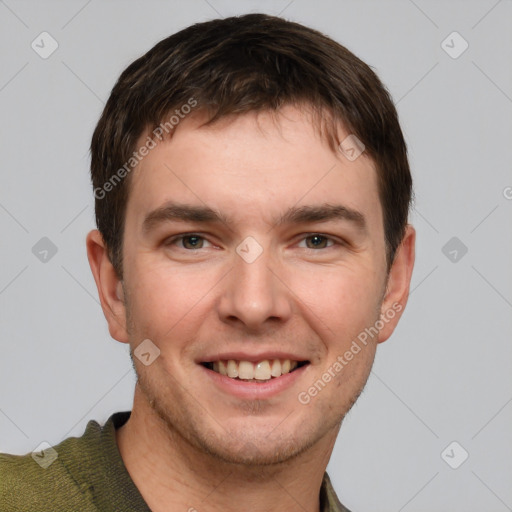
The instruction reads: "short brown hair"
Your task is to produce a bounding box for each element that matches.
[90,13,413,278]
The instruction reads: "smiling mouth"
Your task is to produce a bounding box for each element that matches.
[201,359,309,382]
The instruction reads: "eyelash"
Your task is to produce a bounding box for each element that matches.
[164,233,345,251]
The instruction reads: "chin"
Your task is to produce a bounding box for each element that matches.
[151,393,323,467]
[197,430,314,468]
[136,359,356,469]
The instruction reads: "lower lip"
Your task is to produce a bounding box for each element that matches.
[201,364,309,400]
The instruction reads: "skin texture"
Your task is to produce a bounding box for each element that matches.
[87,105,416,512]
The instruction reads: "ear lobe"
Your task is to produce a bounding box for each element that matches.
[86,229,129,343]
[377,224,416,344]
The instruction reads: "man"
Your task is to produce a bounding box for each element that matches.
[0,13,415,512]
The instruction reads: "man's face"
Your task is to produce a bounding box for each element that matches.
[120,105,393,464]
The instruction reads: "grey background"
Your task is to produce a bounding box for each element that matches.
[1,0,511,510]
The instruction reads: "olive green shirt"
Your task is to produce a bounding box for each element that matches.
[0,411,352,511]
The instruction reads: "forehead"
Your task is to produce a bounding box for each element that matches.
[125,106,383,235]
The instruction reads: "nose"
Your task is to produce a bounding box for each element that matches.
[217,244,293,332]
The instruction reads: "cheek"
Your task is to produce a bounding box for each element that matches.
[126,258,216,340]
[289,264,381,340]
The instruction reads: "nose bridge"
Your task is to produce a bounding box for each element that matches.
[218,239,292,329]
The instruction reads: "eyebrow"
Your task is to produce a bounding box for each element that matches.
[277,203,367,233]
[142,201,367,234]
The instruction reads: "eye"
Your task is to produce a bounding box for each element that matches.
[297,234,338,250]
[165,233,213,250]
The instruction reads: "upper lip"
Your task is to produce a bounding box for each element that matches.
[197,351,310,363]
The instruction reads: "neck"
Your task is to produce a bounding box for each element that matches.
[116,384,339,512]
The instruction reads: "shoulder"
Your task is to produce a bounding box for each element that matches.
[0,452,97,511]
[0,420,106,511]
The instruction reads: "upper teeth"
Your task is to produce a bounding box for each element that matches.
[211,359,299,380]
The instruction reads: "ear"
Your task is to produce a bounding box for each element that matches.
[377,224,416,344]
[86,229,129,344]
